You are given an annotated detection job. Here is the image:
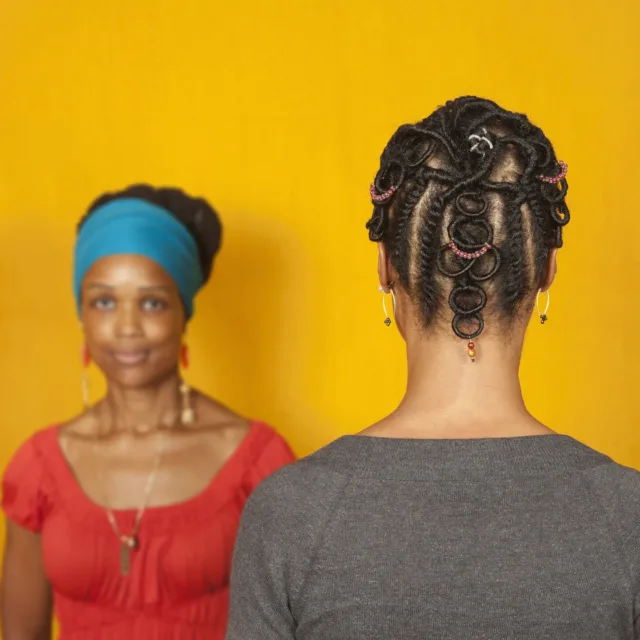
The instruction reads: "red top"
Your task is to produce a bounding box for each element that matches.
[1,422,295,640]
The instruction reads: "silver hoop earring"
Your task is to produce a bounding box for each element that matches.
[536,289,550,324]
[379,284,396,326]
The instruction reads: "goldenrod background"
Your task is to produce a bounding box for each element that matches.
[0,0,638,552]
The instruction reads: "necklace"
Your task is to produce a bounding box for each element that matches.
[89,386,189,576]
[95,439,164,576]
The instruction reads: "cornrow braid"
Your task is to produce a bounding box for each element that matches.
[367,96,570,360]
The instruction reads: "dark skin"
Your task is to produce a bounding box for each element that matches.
[364,243,559,440]
[1,254,249,639]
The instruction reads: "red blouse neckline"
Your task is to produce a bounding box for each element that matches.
[43,421,267,527]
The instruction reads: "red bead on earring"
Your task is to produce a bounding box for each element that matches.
[180,344,189,370]
[81,344,91,368]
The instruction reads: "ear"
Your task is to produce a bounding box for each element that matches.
[377,243,392,292]
[539,247,558,292]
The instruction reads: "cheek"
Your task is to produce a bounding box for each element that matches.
[82,314,115,346]
[83,312,185,349]
[147,324,184,362]
[144,316,184,342]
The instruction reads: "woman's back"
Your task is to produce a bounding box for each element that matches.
[228,434,640,639]
[225,96,625,638]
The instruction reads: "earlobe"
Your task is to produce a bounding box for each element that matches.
[540,247,558,292]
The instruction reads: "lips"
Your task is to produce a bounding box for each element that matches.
[110,350,149,366]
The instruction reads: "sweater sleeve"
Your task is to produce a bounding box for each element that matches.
[588,463,640,638]
[226,459,349,640]
[614,467,640,637]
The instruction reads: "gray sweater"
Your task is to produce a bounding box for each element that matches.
[226,434,640,639]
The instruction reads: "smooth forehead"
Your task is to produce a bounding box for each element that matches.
[81,254,179,291]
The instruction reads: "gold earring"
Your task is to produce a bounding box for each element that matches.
[536,289,550,324]
[81,344,91,410]
[179,382,194,425]
[379,282,396,326]
[179,344,194,425]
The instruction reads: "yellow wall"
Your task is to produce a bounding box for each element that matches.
[1,0,639,498]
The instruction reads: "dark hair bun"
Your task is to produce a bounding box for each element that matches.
[80,184,223,284]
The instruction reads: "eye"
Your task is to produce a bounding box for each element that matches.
[91,296,115,310]
[141,297,168,312]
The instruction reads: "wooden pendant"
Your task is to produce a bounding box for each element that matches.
[120,536,137,576]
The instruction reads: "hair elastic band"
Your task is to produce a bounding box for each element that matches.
[539,160,568,184]
[468,128,494,155]
[370,183,397,203]
[449,241,492,260]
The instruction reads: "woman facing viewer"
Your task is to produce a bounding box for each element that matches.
[226,97,640,640]
[1,185,295,640]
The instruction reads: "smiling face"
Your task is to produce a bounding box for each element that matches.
[80,254,187,389]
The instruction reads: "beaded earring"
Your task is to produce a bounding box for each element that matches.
[179,344,194,425]
[379,283,396,326]
[536,290,550,325]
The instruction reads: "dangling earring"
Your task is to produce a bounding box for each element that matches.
[379,283,396,326]
[81,343,91,410]
[536,289,550,324]
[179,344,194,425]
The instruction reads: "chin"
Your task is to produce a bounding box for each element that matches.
[106,365,175,390]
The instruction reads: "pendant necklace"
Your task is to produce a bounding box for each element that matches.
[96,440,164,576]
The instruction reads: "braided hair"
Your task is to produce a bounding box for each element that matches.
[367,97,569,352]
[79,184,223,284]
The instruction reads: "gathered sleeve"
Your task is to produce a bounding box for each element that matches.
[243,426,296,495]
[2,436,50,533]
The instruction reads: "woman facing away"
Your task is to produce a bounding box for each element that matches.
[1,185,295,640]
[226,96,640,639]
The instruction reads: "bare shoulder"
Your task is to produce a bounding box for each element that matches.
[58,411,100,439]
[56,413,102,458]
[189,391,253,453]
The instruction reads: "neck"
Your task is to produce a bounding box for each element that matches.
[392,326,535,438]
[94,372,183,435]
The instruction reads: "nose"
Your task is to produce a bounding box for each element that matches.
[114,301,144,338]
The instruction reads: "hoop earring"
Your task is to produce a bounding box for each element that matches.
[378,283,396,326]
[81,343,91,410]
[179,344,195,425]
[536,289,550,324]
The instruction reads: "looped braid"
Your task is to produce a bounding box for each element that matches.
[366,96,571,350]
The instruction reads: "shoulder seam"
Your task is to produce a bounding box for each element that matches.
[292,472,353,613]
[579,464,638,618]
